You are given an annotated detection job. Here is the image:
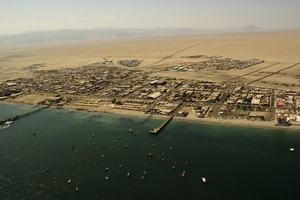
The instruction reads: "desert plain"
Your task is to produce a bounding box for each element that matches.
[1,30,300,88]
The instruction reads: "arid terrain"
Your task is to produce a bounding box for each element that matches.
[1,30,300,88]
[1,30,300,130]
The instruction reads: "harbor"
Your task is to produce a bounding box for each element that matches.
[0,103,299,200]
[150,115,173,134]
[0,105,49,125]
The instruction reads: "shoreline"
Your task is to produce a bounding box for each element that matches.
[59,103,300,132]
[2,100,300,132]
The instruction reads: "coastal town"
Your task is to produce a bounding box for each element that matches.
[1,60,300,128]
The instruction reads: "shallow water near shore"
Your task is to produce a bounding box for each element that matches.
[0,102,300,200]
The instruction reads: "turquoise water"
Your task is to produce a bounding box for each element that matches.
[0,102,300,200]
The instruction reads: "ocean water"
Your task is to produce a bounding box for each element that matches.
[0,102,300,200]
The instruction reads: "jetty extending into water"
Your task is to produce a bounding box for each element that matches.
[0,105,49,125]
[150,115,173,134]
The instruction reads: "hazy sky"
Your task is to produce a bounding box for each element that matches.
[1,0,299,34]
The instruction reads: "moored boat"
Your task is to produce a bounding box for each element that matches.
[180,171,186,178]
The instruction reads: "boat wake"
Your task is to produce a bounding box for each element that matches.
[217,145,266,154]
[0,124,10,129]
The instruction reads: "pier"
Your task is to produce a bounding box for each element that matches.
[0,105,49,125]
[150,115,173,134]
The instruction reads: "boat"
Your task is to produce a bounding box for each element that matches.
[128,129,134,133]
[67,179,72,184]
[4,121,13,125]
[180,171,186,178]
[105,176,109,181]
[202,177,207,183]
[290,148,295,152]
[147,153,153,157]
[127,172,131,177]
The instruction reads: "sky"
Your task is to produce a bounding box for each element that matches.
[0,0,299,35]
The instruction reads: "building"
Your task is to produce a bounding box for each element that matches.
[295,96,300,109]
[275,113,291,126]
[150,80,166,86]
[147,92,162,99]
[276,98,286,108]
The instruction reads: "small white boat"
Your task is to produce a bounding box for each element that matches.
[128,129,134,133]
[147,153,153,157]
[105,176,109,181]
[67,179,72,184]
[127,172,131,177]
[290,148,295,152]
[4,121,13,125]
[202,177,207,183]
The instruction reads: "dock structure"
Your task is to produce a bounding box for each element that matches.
[150,115,173,134]
[0,105,49,125]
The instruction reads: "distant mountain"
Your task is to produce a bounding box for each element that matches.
[0,28,200,44]
[212,25,264,34]
[242,25,263,32]
[0,26,264,44]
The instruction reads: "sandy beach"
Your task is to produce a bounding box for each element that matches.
[3,88,300,131]
[53,101,300,132]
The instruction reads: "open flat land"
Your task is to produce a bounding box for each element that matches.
[1,30,300,89]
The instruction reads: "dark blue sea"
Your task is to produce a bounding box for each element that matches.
[1,102,300,200]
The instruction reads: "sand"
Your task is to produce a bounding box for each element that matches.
[60,103,300,132]
[1,30,300,87]
[5,91,300,131]
[1,30,300,130]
